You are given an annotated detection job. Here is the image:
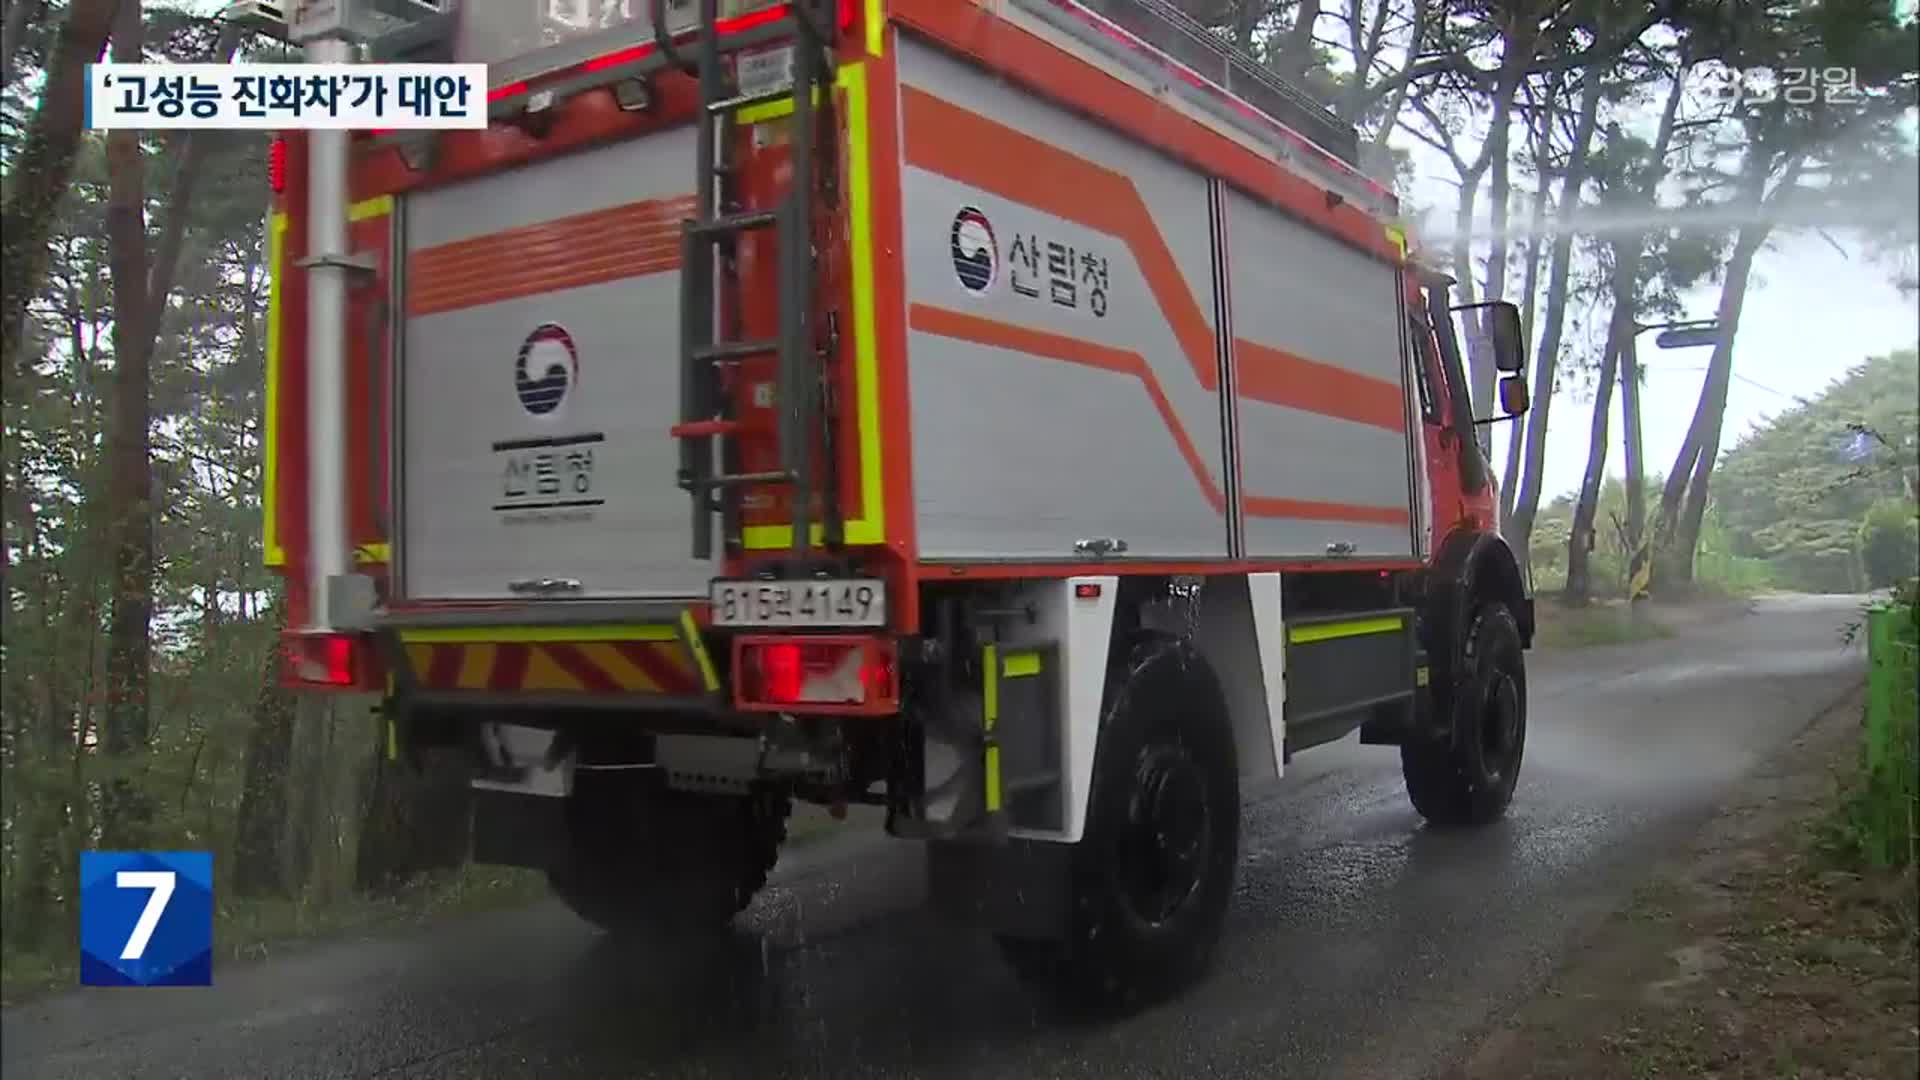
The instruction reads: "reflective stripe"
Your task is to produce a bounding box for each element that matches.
[982,643,1002,813]
[1001,650,1043,678]
[679,608,722,692]
[263,195,391,569]
[743,61,886,550]
[865,0,885,56]
[264,213,289,566]
[735,85,825,125]
[349,194,394,222]
[397,624,679,644]
[1288,615,1405,645]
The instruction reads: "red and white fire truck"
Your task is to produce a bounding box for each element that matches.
[256,0,1535,1007]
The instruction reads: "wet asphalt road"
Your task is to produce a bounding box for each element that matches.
[3,595,1869,1080]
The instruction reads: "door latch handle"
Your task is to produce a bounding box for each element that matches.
[1325,540,1357,557]
[508,577,584,595]
[1074,537,1130,557]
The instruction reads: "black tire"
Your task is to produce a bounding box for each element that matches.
[997,632,1240,1012]
[547,772,789,938]
[1402,600,1527,826]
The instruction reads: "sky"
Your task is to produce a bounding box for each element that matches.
[1496,230,1917,504]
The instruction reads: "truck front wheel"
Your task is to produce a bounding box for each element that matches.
[547,773,789,938]
[996,633,1240,1012]
[1402,600,1527,826]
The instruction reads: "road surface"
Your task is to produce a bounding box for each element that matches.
[2,595,1869,1080]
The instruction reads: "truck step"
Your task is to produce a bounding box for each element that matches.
[669,419,744,439]
[707,86,799,115]
[693,339,779,363]
[687,210,779,237]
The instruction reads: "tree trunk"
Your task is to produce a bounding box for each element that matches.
[1503,77,1560,523]
[1502,67,1605,573]
[1653,225,1766,588]
[100,0,155,848]
[1565,322,1625,605]
[0,0,44,91]
[1473,38,1530,458]
[233,637,296,897]
[1620,330,1648,599]
[355,741,473,895]
[1668,232,1765,583]
[0,0,119,608]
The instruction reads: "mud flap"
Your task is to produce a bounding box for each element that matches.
[926,835,1074,939]
[468,723,575,870]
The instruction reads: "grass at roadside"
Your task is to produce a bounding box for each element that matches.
[1531,598,1676,649]
[1457,691,1920,1080]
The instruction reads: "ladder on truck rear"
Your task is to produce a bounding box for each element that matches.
[660,0,841,562]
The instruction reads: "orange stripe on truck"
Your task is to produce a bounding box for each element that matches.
[900,88,1405,435]
[401,640,700,695]
[910,303,1409,527]
[407,194,696,317]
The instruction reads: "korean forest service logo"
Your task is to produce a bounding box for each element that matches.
[515,323,579,418]
[950,206,998,295]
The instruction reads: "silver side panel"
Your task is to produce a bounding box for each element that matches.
[395,129,707,601]
[1223,186,1417,560]
[898,41,1229,561]
[896,38,1416,563]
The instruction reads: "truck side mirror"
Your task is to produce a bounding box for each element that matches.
[1486,303,1524,373]
[1449,299,1526,373]
[1498,374,1529,417]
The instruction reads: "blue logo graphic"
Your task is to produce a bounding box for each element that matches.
[950,207,998,295]
[79,851,214,987]
[515,323,579,417]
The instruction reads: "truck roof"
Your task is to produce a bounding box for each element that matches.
[1071,0,1363,170]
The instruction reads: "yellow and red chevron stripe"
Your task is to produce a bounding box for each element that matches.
[399,628,703,695]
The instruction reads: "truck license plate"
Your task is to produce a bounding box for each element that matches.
[710,579,886,628]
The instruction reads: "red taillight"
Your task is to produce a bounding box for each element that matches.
[1075,582,1103,599]
[281,632,378,691]
[735,635,898,715]
[268,136,287,193]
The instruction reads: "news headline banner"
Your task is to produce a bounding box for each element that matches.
[86,63,490,130]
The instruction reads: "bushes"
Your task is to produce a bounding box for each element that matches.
[1859,500,1920,591]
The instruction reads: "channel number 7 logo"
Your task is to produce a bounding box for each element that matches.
[79,851,215,986]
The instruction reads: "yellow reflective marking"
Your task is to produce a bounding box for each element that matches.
[354,543,390,564]
[456,644,497,689]
[1002,651,1043,678]
[581,642,660,692]
[744,61,885,550]
[403,643,434,675]
[397,624,679,644]
[349,194,394,222]
[264,213,289,566]
[1288,616,1405,645]
[386,714,398,761]
[1416,665,1430,687]
[519,647,580,692]
[982,644,1001,813]
[865,0,885,56]
[735,86,824,125]
[680,608,722,692]
[1384,224,1408,261]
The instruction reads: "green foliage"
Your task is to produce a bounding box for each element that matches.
[1714,349,1920,592]
[1859,499,1920,589]
[1823,598,1919,870]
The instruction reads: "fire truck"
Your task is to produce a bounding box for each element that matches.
[254,0,1535,1008]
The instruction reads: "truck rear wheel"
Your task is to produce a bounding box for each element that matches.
[1402,600,1527,826]
[547,773,789,938]
[997,633,1240,1012]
